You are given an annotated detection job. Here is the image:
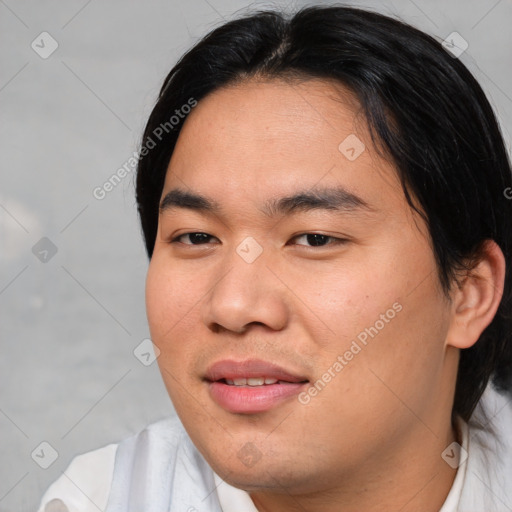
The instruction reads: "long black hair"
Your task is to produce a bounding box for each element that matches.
[135,5,512,421]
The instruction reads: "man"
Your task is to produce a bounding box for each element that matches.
[38,5,512,512]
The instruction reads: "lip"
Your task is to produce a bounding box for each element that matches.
[205,359,309,414]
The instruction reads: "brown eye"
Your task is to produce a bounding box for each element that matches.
[172,232,216,245]
[291,233,345,247]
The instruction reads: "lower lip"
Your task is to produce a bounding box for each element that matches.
[208,381,307,414]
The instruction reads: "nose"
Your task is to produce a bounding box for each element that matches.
[200,246,289,334]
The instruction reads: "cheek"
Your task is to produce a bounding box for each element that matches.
[145,253,216,393]
[145,254,199,338]
[145,257,196,385]
[298,240,450,414]
[280,252,407,353]
[145,260,171,339]
[296,287,451,460]
[318,277,450,421]
[145,259,199,407]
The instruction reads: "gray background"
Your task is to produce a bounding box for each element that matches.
[1,0,510,510]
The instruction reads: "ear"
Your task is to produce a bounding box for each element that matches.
[446,240,506,349]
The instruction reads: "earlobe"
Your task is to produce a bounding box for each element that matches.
[446,240,506,350]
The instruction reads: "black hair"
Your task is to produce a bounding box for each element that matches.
[135,5,512,421]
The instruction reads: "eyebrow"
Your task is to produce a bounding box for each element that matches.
[159,186,373,218]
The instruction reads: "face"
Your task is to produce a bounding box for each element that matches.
[146,78,456,496]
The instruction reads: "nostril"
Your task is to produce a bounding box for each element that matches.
[209,323,248,334]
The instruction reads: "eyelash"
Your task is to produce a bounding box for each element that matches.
[169,232,347,248]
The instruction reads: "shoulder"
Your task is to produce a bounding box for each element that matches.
[459,383,512,511]
[37,416,183,512]
[37,443,117,512]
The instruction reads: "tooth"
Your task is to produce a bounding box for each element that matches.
[226,377,281,386]
[247,377,265,386]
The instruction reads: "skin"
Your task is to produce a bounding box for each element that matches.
[145,78,505,511]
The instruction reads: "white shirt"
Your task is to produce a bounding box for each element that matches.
[37,383,512,512]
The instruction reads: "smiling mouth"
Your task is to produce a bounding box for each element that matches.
[220,377,307,386]
[204,359,309,414]
[204,358,309,384]
[207,379,309,414]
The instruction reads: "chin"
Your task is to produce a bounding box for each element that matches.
[210,450,312,491]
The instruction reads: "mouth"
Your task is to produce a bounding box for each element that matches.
[220,377,297,386]
[204,359,309,414]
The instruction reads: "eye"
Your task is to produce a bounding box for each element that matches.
[290,233,347,247]
[171,232,218,245]
[170,232,347,248]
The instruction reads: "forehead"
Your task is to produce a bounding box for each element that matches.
[162,78,403,213]
[174,77,364,158]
